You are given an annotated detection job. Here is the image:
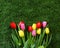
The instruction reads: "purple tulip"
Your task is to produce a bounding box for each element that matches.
[32,30,36,36]
[42,21,47,28]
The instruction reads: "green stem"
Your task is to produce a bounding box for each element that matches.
[40,30,45,45]
[15,29,20,40]
[15,29,22,46]
[22,37,25,45]
[36,30,45,48]
[46,34,52,47]
[30,32,32,38]
[16,45,19,48]
[27,32,28,39]
[17,25,20,30]
[45,35,48,48]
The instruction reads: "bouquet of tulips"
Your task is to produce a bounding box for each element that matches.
[10,21,52,48]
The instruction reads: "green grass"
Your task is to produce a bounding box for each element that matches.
[0,0,60,48]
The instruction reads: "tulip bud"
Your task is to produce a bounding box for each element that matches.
[32,23,36,30]
[28,26,33,32]
[18,30,24,37]
[37,28,41,35]
[45,27,50,34]
[36,22,42,28]
[42,21,47,28]
[10,22,16,29]
[18,21,25,30]
[32,30,36,36]
[20,23,25,30]
[18,21,24,27]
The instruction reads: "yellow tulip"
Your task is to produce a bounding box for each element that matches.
[18,30,24,37]
[37,28,41,35]
[32,23,36,30]
[45,27,50,34]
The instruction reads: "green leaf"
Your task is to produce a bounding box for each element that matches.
[11,33,21,46]
[37,30,45,47]
[31,44,35,48]
[42,39,45,46]
[47,34,52,46]
[46,34,52,47]
[23,39,30,48]
[44,35,48,48]
[38,45,44,48]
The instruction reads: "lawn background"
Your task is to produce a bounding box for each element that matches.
[0,0,60,48]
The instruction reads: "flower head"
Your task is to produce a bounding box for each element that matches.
[36,22,42,28]
[28,26,33,32]
[32,30,36,36]
[32,23,36,30]
[18,30,24,37]
[18,21,24,26]
[45,27,50,34]
[20,23,25,30]
[10,22,16,29]
[42,21,47,28]
[18,21,25,30]
[37,28,41,35]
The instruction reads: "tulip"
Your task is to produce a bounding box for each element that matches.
[45,27,50,34]
[10,22,16,29]
[38,45,44,48]
[37,28,41,35]
[36,22,42,28]
[42,21,47,28]
[32,30,36,36]
[18,30,24,37]
[32,23,36,30]
[18,21,24,27]
[20,23,25,30]
[28,26,33,32]
[18,21,25,30]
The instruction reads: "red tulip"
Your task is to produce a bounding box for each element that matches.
[28,26,33,32]
[10,22,16,29]
[36,22,42,28]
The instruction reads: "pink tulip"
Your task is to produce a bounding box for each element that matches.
[32,30,36,36]
[42,21,47,28]
[20,23,25,30]
[18,21,25,30]
[18,21,24,27]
